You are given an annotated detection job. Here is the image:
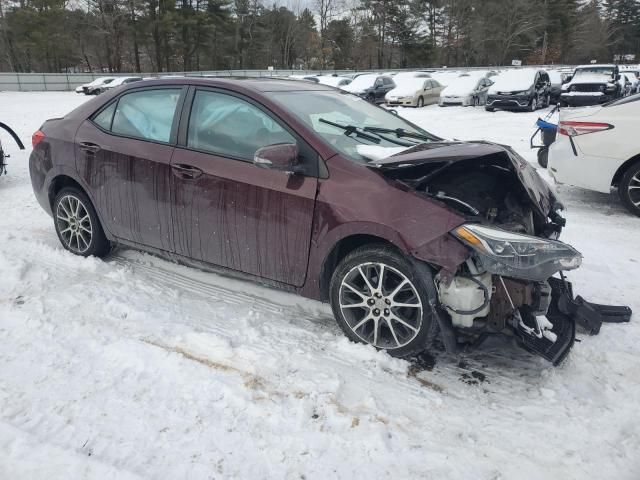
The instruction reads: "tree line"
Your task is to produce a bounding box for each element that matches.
[0,0,639,73]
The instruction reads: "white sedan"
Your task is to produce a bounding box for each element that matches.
[439,74,493,106]
[548,94,640,215]
[74,76,116,95]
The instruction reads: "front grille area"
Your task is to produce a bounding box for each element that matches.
[574,84,603,92]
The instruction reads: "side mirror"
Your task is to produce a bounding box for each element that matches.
[254,143,300,174]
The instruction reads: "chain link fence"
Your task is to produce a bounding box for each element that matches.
[0,66,573,92]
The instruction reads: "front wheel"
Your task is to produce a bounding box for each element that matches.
[529,96,538,112]
[485,106,495,112]
[417,96,424,108]
[53,187,111,257]
[619,162,640,216]
[329,245,438,358]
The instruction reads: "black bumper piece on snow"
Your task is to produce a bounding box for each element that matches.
[550,277,632,335]
[516,277,631,365]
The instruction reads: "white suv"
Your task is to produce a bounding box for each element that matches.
[548,95,640,215]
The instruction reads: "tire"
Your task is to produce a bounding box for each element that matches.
[417,96,424,108]
[618,162,640,216]
[53,187,111,257]
[485,107,495,112]
[329,244,439,358]
[537,147,549,168]
[366,93,375,103]
[529,96,538,112]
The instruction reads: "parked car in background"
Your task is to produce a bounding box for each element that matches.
[316,75,352,88]
[560,64,622,107]
[439,74,493,107]
[486,69,551,112]
[95,76,144,94]
[341,74,395,103]
[548,70,571,103]
[620,68,640,93]
[429,71,465,88]
[30,77,607,365]
[75,77,116,95]
[619,73,637,96]
[385,78,443,107]
[548,94,640,216]
[391,71,431,82]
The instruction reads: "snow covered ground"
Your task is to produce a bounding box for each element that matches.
[1,92,639,479]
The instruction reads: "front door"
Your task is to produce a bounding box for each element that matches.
[75,87,184,251]
[170,88,318,287]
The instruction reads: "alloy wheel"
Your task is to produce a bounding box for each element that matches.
[627,172,640,208]
[56,194,93,254]
[338,262,423,350]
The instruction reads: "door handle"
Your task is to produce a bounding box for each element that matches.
[172,163,203,179]
[79,142,101,153]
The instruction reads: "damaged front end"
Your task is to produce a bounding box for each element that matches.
[371,142,631,365]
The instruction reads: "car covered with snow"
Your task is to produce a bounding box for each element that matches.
[341,74,396,103]
[385,78,443,107]
[439,74,493,107]
[94,76,144,94]
[75,77,116,95]
[315,75,352,88]
[28,78,630,366]
[548,94,640,216]
[560,65,622,107]
[486,69,551,112]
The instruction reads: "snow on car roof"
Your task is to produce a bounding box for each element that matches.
[441,76,481,96]
[393,71,431,81]
[489,69,539,92]
[341,74,380,92]
[387,77,429,96]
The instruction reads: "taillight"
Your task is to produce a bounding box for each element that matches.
[32,130,45,148]
[558,121,613,137]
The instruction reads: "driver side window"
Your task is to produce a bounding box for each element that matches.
[187,90,296,161]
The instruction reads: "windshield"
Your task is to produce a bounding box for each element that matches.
[575,67,614,76]
[269,90,437,163]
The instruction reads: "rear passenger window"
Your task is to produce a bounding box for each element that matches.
[111,89,182,143]
[92,102,116,131]
[187,90,295,161]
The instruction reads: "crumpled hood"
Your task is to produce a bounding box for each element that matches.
[368,141,557,217]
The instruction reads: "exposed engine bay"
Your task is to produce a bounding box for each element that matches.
[372,142,631,365]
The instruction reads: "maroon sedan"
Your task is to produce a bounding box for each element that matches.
[29,78,628,365]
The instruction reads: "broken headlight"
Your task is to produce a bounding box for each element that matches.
[452,224,582,281]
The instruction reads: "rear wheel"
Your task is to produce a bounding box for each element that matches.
[417,96,424,108]
[53,187,111,257]
[329,245,438,358]
[619,162,640,216]
[537,147,549,168]
[366,93,375,103]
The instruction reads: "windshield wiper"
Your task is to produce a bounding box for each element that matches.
[362,126,437,143]
[319,118,381,143]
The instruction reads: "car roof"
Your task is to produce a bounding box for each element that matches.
[575,64,616,69]
[131,77,336,93]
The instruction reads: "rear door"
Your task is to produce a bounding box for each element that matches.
[75,86,185,251]
[169,87,318,286]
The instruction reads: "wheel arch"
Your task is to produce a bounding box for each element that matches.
[48,174,86,209]
[318,234,400,302]
[611,153,640,187]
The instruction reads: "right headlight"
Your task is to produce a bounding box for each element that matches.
[452,224,582,281]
